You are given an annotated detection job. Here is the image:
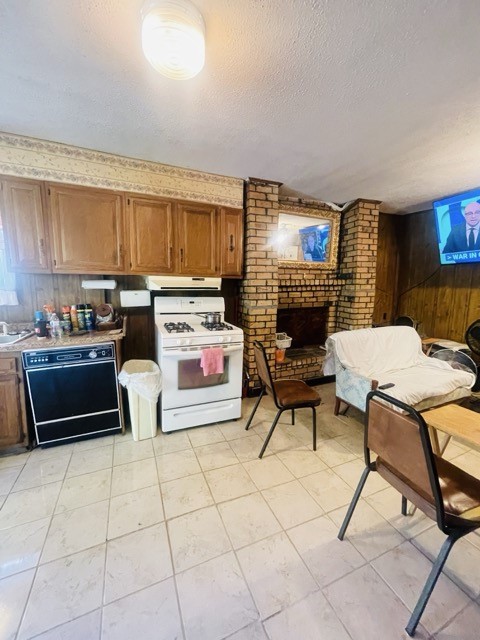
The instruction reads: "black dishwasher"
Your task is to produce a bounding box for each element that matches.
[23,342,121,446]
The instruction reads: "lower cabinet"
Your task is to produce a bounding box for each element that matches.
[0,356,28,450]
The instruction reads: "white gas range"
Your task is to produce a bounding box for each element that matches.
[154,297,244,432]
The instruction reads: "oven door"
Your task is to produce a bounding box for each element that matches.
[160,343,243,410]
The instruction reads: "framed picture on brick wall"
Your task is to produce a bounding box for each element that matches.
[275,205,340,270]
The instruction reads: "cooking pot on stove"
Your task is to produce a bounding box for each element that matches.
[205,312,221,325]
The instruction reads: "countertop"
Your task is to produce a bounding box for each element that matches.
[0,330,125,354]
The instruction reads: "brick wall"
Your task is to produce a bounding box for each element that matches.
[239,179,280,388]
[240,180,381,389]
[336,200,380,330]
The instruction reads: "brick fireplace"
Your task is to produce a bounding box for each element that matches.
[276,306,330,348]
[240,178,380,391]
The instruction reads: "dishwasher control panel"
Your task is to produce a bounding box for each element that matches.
[23,343,115,369]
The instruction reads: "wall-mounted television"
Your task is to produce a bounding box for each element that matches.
[434,187,480,265]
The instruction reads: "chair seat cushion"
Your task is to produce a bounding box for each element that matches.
[273,380,321,408]
[436,457,480,522]
[376,456,480,527]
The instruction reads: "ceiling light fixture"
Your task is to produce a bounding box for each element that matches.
[141,0,205,80]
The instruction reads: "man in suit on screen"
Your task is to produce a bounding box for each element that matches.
[443,201,480,253]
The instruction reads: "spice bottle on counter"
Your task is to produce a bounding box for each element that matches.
[84,304,94,331]
[43,303,54,323]
[34,311,48,339]
[70,305,79,332]
[50,312,62,339]
[76,304,86,331]
[61,305,72,332]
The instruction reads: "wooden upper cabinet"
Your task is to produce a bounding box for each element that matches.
[0,177,50,273]
[177,203,217,275]
[127,196,174,274]
[219,207,243,277]
[47,184,126,274]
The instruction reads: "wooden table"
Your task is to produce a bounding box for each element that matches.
[421,338,443,355]
[423,403,480,455]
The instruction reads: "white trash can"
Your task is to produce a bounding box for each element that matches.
[118,360,162,441]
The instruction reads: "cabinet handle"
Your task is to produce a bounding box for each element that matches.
[39,238,45,256]
[169,246,173,263]
[180,248,184,262]
[229,235,234,252]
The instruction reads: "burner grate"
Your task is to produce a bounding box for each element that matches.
[201,321,234,331]
[164,322,194,333]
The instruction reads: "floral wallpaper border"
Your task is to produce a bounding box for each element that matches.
[0,132,244,208]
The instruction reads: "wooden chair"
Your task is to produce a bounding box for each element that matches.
[338,390,480,637]
[394,315,418,330]
[245,340,321,458]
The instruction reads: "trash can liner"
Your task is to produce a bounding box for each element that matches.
[118,360,162,402]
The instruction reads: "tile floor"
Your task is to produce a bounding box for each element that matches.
[1,383,480,639]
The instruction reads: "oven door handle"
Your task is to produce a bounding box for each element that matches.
[162,345,243,357]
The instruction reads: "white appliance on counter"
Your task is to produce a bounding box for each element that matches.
[147,276,221,290]
[154,297,244,432]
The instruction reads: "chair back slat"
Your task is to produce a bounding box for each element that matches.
[368,399,434,503]
[253,341,276,399]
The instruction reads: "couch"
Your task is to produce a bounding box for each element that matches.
[323,326,475,414]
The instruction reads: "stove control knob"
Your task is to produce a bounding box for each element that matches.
[176,338,184,346]
[185,339,191,345]
[88,350,97,359]
[225,336,232,343]
[218,336,224,343]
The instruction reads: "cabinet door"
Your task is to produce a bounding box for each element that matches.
[0,374,23,447]
[219,208,243,277]
[0,177,50,272]
[177,203,217,275]
[48,184,126,274]
[127,196,175,274]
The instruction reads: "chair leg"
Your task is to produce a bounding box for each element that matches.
[259,409,283,459]
[245,388,264,431]
[334,397,341,416]
[401,495,407,516]
[406,533,462,637]
[338,467,370,540]
[334,397,349,416]
[312,406,317,451]
[291,409,295,425]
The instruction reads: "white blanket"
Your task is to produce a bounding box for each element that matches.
[376,362,474,407]
[327,326,426,377]
[324,326,475,406]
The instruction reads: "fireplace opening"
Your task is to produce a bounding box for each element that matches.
[276,306,328,349]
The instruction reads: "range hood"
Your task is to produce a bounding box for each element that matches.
[146,276,222,291]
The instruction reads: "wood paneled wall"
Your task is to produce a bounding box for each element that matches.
[373,213,400,326]
[0,273,104,324]
[393,210,480,342]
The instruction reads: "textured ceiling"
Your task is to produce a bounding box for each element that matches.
[1,0,480,212]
